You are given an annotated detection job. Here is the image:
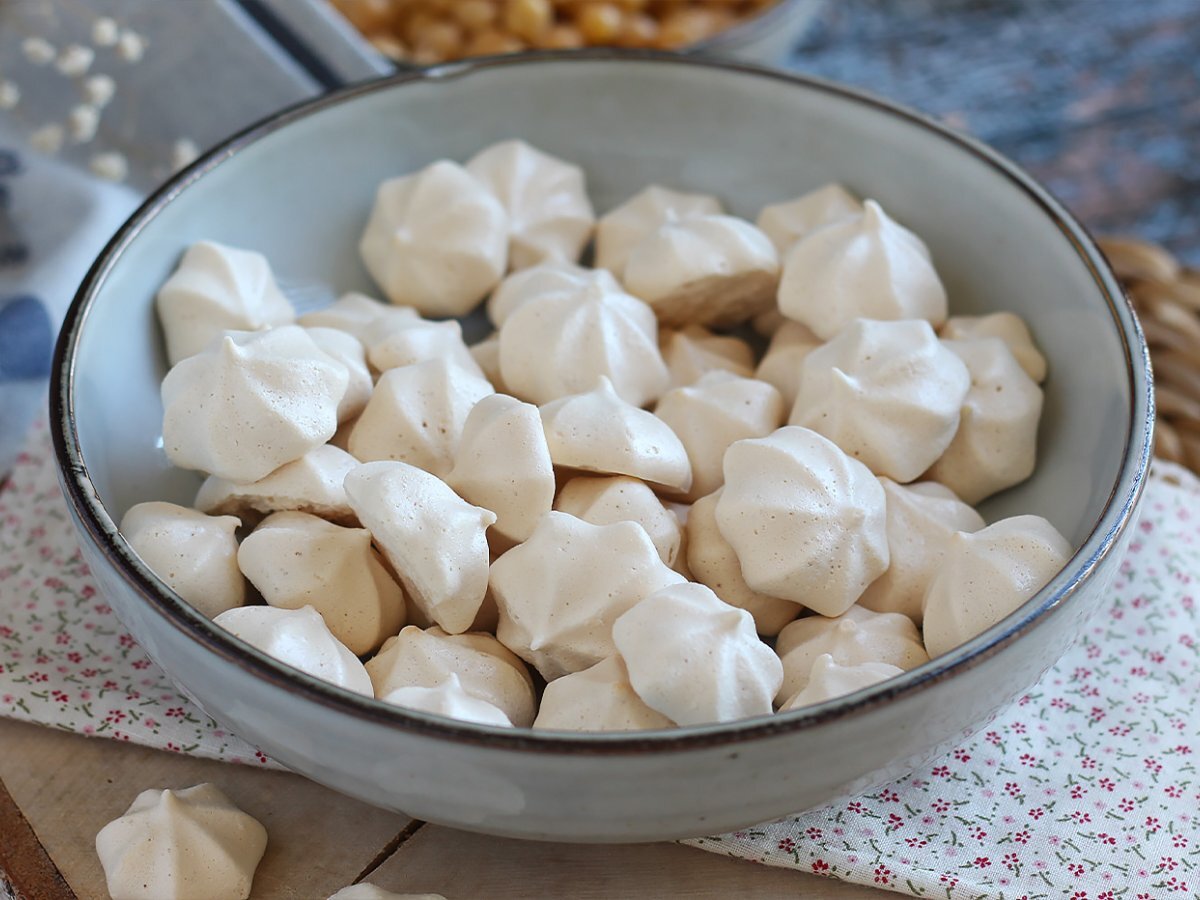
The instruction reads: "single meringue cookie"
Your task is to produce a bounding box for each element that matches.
[685,489,801,636]
[161,326,349,482]
[775,604,929,703]
[297,292,422,345]
[779,654,904,711]
[655,371,784,501]
[940,311,1047,383]
[923,515,1071,658]
[778,200,947,340]
[120,502,244,619]
[359,160,508,316]
[497,275,668,407]
[487,260,620,329]
[466,139,595,269]
[344,461,495,634]
[924,337,1043,504]
[539,377,692,494]
[469,332,505,391]
[156,240,295,365]
[365,315,486,379]
[533,656,674,732]
[305,326,373,423]
[554,475,682,567]
[755,183,864,255]
[366,625,536,727]
[613,582,783,726]
[717,426,888,615]
[595,184,724,276]
[659,324,755,390]
[213,605,373,695]
[381,672,513,727]
[195,444,359,527]
[858,479,986,622]
[96,783,267,900]
[237,512,406,656]
[445,393,555,545]
[490,511,685,679]
[789,318,971,482]
[347,359,495,479]
[754,320,823,409]
[328,885,447,900]
[623,214,780,329]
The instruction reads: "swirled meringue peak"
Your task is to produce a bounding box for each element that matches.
[120,502,244,619]
[381,672,513,727]
[623,214,780,329]
[358,160,508,316]
[466,139,595,269]
[754,319,823,409]
[156,240,295,366]
[297,291,421,345]
[305,326,372,423]
[161,326,349,483]
[924,337,1043,504]
[539,377,692,493]
[940,311,1048,383]
[612,582,783,726]
[716,426,888,615]
[554,474,683,567]
[366,625,536,727]
[534,656,674,732]
[779,654,905,711]
[660,324,755,390]
[490,511,685,680]
[487,260,620,329]
[594,184,723,277]
[365,315,485,379]
[213,605,373,695]
[237,511,405,656]
[774,604,928,703]
[778,200,947,340]
[344,461,495,635]
[755,183,864,255]
[858,479,986,622]
[789,318,971,482]
[923,515,1071,658]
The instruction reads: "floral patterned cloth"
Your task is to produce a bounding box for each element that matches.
[2,418,1198,898]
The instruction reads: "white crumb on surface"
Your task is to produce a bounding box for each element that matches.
[30,124,65,155]
[116,31,145,63]
[68,105,101,143]
[56,44,96,77]
[89,151,128,182]
[82,74,116,107]
[92,17,120,47]
[171,138,200,172]
[0,80,19,110]
[21,37,56,65]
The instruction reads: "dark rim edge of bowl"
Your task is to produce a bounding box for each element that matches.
[50,50,1154,756]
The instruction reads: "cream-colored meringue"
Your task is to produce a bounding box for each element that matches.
[490,511,685,679]
[466,139,595,269]
[237,512,405,656]
[685,489,801,636]
[120,502,244,619]
[539,377,692,494]
[779,654,904,711]
[755,183,863,255]
[366,625,536,727]
[359,160,508,316]
[347,359,495,479]
[717,426,888,615]
[660,324,755,390]
[194,444,359,526]
[789,318,971,482]
[297,292,421,346]
[344,461,495,634]
[923,515,1071,658]
[554,475,682,567]
[365,315,486,379]
[778,200,947,340]
[161,326,349,482]
[594,184,723,277]
[533,656,673,732]
[612,582,783,726]
[925,337,1043,504]
[445,393,554,545]
[775,604,928,703]
[96,783,267,900]
[155,240,295,365]
[623,214,780,329]
[858,479,986,622]
[497,276,668,407]
[305,326,373,423]
[469,332,505,391]
[940,311,1047,383]
[655,371,784,501]
[328,885,447,900]
[381,673,513,727]
[486,260,619,329]
[213,605,373,695]
[754,320,823,410]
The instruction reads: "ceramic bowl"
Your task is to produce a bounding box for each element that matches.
[52,53,1152,842]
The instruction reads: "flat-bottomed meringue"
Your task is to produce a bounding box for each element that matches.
[940,311,1047,382]
[554,475,683,567]
[533,656,674,732]
[381,673,513,727]
[659,324,755,389]
[754,320,823,409]
[755,183,863,255]
[779,654,904,711]
[594,185,723,277]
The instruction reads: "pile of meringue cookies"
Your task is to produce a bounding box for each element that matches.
[121,138,1075,738]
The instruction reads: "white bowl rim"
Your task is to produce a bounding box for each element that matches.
[50,49,1154,755]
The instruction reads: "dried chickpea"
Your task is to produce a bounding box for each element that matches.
[575,3,623,43]
[466,28,527,56]
[536,23,586,48]
[656,8,733,48]
[454,0,500,31]
[617,11,658,46]
[412,18,464,58]
[367,31,409,60]
[505,0,554,41]
[334,0,395,33]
